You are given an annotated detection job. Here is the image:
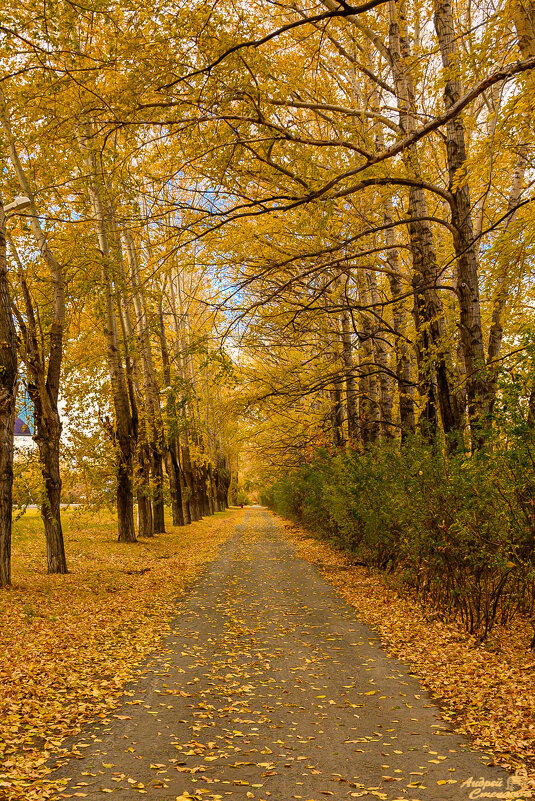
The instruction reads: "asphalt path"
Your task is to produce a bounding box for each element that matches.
[51,507,519,801]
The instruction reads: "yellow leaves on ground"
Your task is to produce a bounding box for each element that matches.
[0,508,240,801]
[282,517,535,779]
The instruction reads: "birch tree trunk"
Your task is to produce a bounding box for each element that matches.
[177,280,205,521]
[137,443,154,537]
[371,102,416,441]
[111,255,155,537]
[124,231,166,533]
[357,270,381,445]
[330,380,345,447]
[340,308,360,442]
[487,2,534,411]
[79,129,137,543]
[434,0,489,447]
[383,203,416,439]
[387,1,461,442]
[158,299,185,526]
[0,201,17,587]
[367,270,395,439]
[168,272,197,521]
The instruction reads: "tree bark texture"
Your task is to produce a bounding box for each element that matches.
[0,201,16,587]
[158,300,185,525]
[340,308,360,442]
[79,128,137,543]
[367,270,395,439]
[136,442,154,537]
[357,271,380,445]
[434,0,489,446]
[124,232,166,533]
[486,3,534,412]
[388,1,461,441]
[383,204,416,439]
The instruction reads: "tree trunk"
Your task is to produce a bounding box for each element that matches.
[486,148,528,384]
[1,90,68,571]
[182,442,199,520]
[157,298,185,525]
[217,456,231,509]
[137,442,153,537]
[79,127,136,543]
[411,292,439,441]
[178,440,192,523]
[137,496,153,539]
[487,3,534,411]
[124,231,166,533]
[117,458,136,543]
[166,273,198,522]
[10,238,69,570]
[330,383,345,447]
[201,465,211,516]
[31,404,67,572]
[528,384,535,432]
[112,240,151,535]
[228,467,239,506]
[409,196,460,441]
[151,452,166,532]
[369,87,416,441]
[193,465,204,520]
[340,308,360,442]
[0,200,17,587]
[166,448,185,526]
[434,0,489,447]
[367,270,395,439]
[212,465,220,513]
[207,464,216,515]
[383,206,416,440]
[357,271,381,445]
[514,0,535,56]
[387,1,461,442]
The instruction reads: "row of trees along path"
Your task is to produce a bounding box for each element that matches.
[0,2,534,588]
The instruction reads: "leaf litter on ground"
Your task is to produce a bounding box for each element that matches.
[279,514,535,780]
[0,508,241,801]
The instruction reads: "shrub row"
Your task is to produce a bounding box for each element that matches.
[262,437,535,641]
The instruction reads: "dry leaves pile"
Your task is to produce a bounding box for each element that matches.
[280,516,535,778]
[0,508,240,801]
